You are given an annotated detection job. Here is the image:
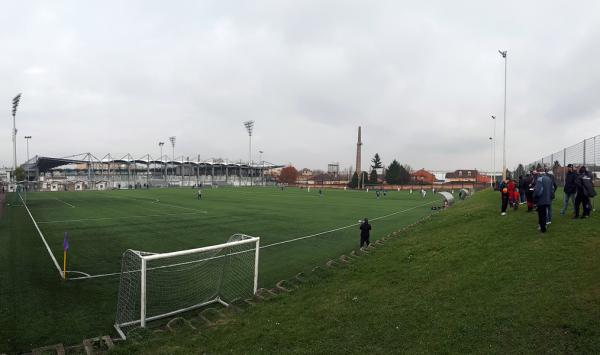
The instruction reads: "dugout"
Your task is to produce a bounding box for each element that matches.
[458,188,471,200]
[439,191,454,206]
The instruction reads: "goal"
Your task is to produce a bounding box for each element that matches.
[114,234,259,338]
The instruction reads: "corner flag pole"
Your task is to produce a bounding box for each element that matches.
[63,231,69,280]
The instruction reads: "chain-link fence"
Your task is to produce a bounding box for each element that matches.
[517,135,600,185]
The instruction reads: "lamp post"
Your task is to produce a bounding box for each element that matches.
[11,93,22,181]
[489,137,493,188]
[259,150,263,186]
[159,142,165,181]
[491,115,496,184]
[25,135,32,187]
[243,121,254,186]
[169,136,176,183]
[498,50,508,180]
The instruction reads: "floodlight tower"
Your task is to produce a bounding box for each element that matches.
[259,150,264,185]
[159,141,165,180]
[25,135,32,185]
[243,121,254,186]
[498,50,508,180]
[11,93,22,180]
[489,137,493,188]
[169,136,176,181]
[491,115,496,184]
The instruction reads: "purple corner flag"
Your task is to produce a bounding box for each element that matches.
[63,232,69,251]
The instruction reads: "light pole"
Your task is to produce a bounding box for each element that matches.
[11,93,22,181]
[159,142,165,182]
[243,121,254,186]
[491,115,496,184]
[25,136,32,187]
[169,137,176,183]
[498,50,508,180]
[259,150,264,186]
[489,137,493,188]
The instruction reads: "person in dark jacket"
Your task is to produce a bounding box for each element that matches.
[518,175,526,204]
[574,166,596,219]
[533,172,553,232]
[359,218,372,248]
[524,173,535,212]
[545,169,558,224]
[561,164,578,215]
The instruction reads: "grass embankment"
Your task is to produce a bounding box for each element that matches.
[114,190,600,354]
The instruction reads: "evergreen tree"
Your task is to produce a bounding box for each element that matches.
[514,163,526,179]
[369,169,378,184]
[14,166,25,182]
[371,153,383,169]
[349,171,359,188]
[398,165,412,184]
[385,160,401,184]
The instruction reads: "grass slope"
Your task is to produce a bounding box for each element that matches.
[114,190,600,354]
[0,187,437,352]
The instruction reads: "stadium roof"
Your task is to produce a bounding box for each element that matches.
[25,154,283,173]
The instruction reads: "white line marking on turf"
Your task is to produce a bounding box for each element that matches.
[54,198,75,208]
[38,211,208,224]
[67,199,438,281]
[19,193,65,279]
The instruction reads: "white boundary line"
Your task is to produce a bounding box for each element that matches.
[68,199,438,281]
[54,198,75,208]
[19,193,65,279]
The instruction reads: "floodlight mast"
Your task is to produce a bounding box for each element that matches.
[25,136,32,187]
[11,93,22,181]
[243,121,254,186]
[169,137,176,181]
[491,115,496,185]
[259,150,264,186]
[489,137,493,188]
[159,142,165,181]
[498,50,508,180]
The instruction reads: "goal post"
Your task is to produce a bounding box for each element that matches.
[115,234,259,339]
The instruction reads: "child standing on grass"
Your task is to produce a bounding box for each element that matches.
[500,180,509,216]
[197,189,202,200]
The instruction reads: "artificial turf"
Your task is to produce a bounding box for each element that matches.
[0,186,439,352]
[112,189,600,354]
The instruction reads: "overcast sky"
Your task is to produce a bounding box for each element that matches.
[2,1,600,172]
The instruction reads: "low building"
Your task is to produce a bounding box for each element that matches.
[445,169,479,182]
[411,169,435,184]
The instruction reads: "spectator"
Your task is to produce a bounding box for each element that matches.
[533,171,552,233]
[574,166,596,219]
[560,164,577,215]
[524,173,535,212]
[545,169,558,224]
[500,179,509,216]
[518,175,526,204]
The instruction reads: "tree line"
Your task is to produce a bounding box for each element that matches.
[348,153,412,188]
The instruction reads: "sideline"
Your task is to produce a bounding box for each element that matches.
[19,193,65,279]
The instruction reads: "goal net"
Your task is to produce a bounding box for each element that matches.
[114,234,259,338]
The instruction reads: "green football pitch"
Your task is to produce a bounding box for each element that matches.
[1,187,442,351]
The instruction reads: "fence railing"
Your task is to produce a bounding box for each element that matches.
[519,135,600,185]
